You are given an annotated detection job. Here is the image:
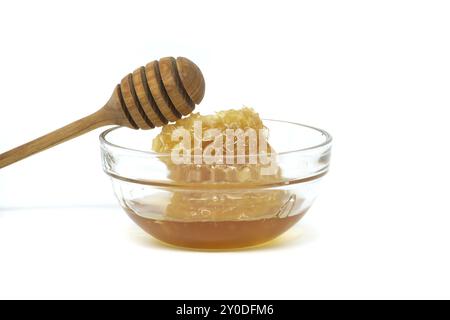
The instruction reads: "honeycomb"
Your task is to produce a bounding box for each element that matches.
[152,107,266,154]
[152,107,290,221]
[152,107,280,183]
[165,190,290,221]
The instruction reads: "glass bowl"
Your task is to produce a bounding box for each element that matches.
[100,120,332,249]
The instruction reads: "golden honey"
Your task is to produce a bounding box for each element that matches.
[128,108,304,249]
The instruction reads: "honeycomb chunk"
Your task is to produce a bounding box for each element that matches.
[152,107,266,154]
[152,107,280,183]
[152,107,290,221]
[165,190,291,221]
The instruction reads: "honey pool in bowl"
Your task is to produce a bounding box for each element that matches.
[127,208,306,250]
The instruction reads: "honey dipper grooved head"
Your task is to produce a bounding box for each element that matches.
[115,56,205,129]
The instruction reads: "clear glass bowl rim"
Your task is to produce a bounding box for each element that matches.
[99,119,333,157]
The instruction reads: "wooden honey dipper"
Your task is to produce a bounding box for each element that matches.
[0,57,205,169]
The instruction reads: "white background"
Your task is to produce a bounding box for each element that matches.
[1,0,450,299]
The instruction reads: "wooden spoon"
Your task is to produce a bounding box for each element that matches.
[0,57,205,169]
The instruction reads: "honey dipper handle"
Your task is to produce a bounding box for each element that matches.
[0,108,114,169]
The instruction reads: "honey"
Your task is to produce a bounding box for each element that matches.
[126,108,303,249]
[126,208,306,249]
